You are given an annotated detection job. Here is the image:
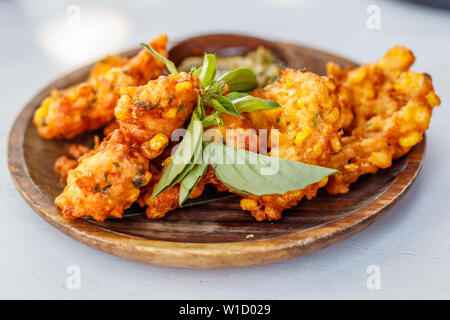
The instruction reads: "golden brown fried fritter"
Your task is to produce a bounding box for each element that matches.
[33,35,168,140]
[114,72,200,159]
[326,46,440,194]
[55,129,152,221]
[239,69,343,221]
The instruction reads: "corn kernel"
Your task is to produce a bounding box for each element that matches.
[295,127,313,146]
[297,99,305,108]
[240,198,258,211]
[331,136,342,152]
[114,95,131,121]
[337,185,350,194]
[318,176,329,188]
[163,107,177,119]
[344,163,359,171]
[312,143,323,155]
[141,134,169,159]
[35,107,47,122]
[35,97,52,120]
[328,108,340,123]
[175,81,192,92]
[399,132,422,147]
[394,74,412,91]
[368,151,391,168]
[413,107,430,125]
[348,67,367,83]
[366,116,384,130]
[149,133,169,151]
[325,79,336,91]
[426,91,440,107]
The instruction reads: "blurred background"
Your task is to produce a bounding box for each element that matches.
[1,0,449,299]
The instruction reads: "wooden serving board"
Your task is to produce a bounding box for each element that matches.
[8,34,424,268]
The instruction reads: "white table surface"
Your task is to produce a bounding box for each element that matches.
[1,0,449,299]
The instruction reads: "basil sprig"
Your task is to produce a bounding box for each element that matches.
[142,44,336,206]
[140,43,178,74]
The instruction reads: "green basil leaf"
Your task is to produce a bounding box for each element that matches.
[225,92,280,112]
[218,68,259,92]
[210,95,242,118]
[198,54,217,90]
[202,115,223,127]
[151,113,203,198]
[224,92,247,100]
[192,66,202,76]
[178,163,208,205]
[140,43,178,74]
[204,142,338,196]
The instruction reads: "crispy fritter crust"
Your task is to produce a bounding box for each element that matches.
[33,35,167,140]
[54,144,91,181]
[237,69,343,221]
[54,156,78,182]
[326,46,440,194]
[114,72,200,159]
[55,130,152,221]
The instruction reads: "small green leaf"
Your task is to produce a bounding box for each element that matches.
[135,98,161,110]
[224,92,247,100]
[179,163,208,205]
[192,66,202,77]
[198,54,217,90]
[210,95,242,118]
[312,110,321,127]
[218,68,259,92]
[151,113,203,198]
[204,142,338,196]
[202,115,223,127]
[140,43,178,74]
[226,92,280,112]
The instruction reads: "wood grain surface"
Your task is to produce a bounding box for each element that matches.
[7,34,425,268]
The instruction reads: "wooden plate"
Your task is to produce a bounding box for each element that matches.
[8,34,425,268]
